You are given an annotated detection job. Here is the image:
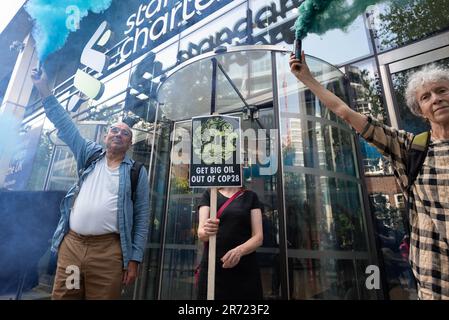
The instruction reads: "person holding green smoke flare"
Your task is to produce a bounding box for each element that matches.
[289,51,449,300]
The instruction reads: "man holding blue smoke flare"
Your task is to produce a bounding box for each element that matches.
[31,69,150,300]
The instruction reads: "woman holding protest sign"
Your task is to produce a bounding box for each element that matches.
[196,186,264,300]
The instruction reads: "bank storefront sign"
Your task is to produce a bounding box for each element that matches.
[118,0,233,62]
[113,0,301,71]
[29,0,301,118]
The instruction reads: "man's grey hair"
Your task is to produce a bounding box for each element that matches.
[405,64,449,117]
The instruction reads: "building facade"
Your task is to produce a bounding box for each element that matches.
[1,0,449,300]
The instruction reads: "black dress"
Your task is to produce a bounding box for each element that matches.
[197,189,263,300]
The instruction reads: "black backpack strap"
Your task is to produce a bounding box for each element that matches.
[403,131,430,234]
[406,131,430,192]
[131,161,143,203]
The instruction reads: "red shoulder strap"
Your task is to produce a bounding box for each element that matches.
[216,190,244,218]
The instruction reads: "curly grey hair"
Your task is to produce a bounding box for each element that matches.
[405,64,449,118]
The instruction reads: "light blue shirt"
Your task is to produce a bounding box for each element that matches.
[43,95,150,268]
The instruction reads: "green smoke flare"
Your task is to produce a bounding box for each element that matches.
[295,0,391,40]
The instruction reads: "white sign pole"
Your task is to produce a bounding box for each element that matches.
[207,187,217,300]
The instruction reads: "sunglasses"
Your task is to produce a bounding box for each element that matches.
[109,126,132,137]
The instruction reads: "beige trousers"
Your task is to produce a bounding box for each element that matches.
[52,230,123,300]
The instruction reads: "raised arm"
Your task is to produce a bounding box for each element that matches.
[289,51,368,134]
[31,69,98,166]
[289,52,416,192]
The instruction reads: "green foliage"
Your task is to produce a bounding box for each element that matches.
[376,0,449,50]
[171,175,191,194]
[334,211,356,249]
[358,69,386,120]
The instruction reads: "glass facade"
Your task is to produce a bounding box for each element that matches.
[2,0,449,300]
[276,52,374,299]
[152,49,282,299]
[143,48,375,300]
[371,0,449,52]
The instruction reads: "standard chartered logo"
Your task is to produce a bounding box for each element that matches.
[67,21,112,113]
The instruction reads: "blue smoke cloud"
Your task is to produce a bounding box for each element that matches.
[0,191,65,297]
[25,0,113,62]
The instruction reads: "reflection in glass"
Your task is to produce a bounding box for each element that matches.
[288,258,372,300]
[46,122,106,191]
[372,0,449,52]
[302,15,372,65]
[158,50,274,121]
[283,173,366,252]
[276,51,373,299]
[371,195,418,299]
[78,101,124,123]
[347,60,385,121]
[25,117,54,191]
[158,61,213,121]
[151,48,378,300]
[215,51,272,113]
[136,114,173,300]
[282,118,356,176]
[346,59,391,176]
[157,121,201,299]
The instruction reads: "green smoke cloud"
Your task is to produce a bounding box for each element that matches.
[295,0,393,39]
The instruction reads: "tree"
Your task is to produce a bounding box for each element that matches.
[375,0,449,50]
